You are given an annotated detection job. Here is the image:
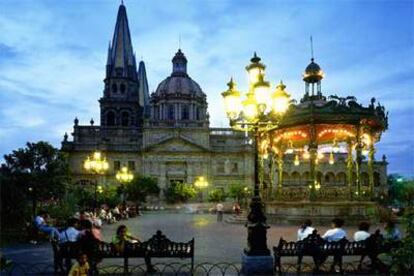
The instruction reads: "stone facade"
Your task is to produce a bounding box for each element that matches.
[61,3,387,200]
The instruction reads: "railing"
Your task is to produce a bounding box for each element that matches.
[0,260,378,275]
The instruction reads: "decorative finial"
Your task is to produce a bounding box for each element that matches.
[74,117,79,126]
[90,118,94,126]
[277,80,286,90]
[251,52,261,63]
[121,0,124,5]
[310,36,314,61]
[178,33,181,50]
[227,77,236,90]
[63,132,68,141]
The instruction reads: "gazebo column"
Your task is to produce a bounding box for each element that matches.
[355,130,363,198]
[309,143,317,201]
[368,144,375,198]
[276,149,284,197]
[258,156,265,199]
[346,141,354,200]
[268,153,275,200]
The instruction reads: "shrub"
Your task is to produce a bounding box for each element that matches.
[208,188,227,202]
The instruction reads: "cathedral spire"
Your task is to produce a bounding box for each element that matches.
[138,60,150,116]
[106,3,137,80]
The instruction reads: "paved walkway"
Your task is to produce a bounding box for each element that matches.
[1,212,384,265]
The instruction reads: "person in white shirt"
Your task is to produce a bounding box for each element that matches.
[322,218,347,242]
[354,221,371,242]
[298,219,315,241]
[216,203,224,222]
[34,211,60,239]
[59,218,80,244]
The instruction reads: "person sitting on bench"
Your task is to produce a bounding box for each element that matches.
[112,225,156,273]
[34,211,60,240]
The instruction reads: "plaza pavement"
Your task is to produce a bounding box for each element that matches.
[1,212,385,266]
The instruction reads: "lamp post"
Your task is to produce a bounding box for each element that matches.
[84,151,109,212]
[116,166,134,204]
[222,53,290,272]
[194,176,209,202]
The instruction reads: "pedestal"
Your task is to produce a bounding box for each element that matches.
[241,253,273,275]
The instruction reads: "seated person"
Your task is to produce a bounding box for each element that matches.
[322,218,347,242]
[78,220,102,272]
[112,225,155,273]
[298,219,315,241]
[383,220,402,241]
[68,252,89,276]
[59,218,80,244]
[354,221,371,242]
[34,211,60,239]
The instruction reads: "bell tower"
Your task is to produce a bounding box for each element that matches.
[100,3,149,128]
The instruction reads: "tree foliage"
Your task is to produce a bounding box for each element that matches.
[125,175,160,203]
[208,188,227,203]
[228,182,250,203]
[388,175,414,207]
[0,141,70,226]
[164,182,196,203]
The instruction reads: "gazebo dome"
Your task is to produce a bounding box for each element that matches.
[303,58,324,83]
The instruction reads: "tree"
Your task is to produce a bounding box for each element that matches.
[228,182,249,203]
[164,182,196,204]
[0,141,70,226]
[125,175,160,203]
[208,188,227,202]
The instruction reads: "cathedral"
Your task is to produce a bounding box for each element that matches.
[62,3,387,199]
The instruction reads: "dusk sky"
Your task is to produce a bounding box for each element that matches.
[0,0,413,176]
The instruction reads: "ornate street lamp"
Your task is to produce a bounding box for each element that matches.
[84,151,109,211]
[116,166,134,203]
[222,53,291,270]
[194,176,209,201]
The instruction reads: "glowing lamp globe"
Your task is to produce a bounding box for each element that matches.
[221,78,241,119]
[271,81,290,115]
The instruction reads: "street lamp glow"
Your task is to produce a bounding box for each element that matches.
[194,176,209,188]
[242,92,259,120]
[84,151,109,175]
[222,78,242,119]
[116,166,134,183]
[271,81,291,115]
[253,73,271,107]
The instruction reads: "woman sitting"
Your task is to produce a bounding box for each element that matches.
[297,219,315,241]
[111,225,155,273]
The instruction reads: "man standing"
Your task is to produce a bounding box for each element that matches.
[216,203,224,222]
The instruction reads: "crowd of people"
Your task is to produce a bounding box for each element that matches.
[33,206,155,275]
[297,218,402,242]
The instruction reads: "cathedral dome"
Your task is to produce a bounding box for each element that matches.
[303,58,324,83]
[154,49,206,98]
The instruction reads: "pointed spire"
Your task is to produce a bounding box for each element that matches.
[138,60,150,115]
[107,3,137,80]
[106,42,112,66]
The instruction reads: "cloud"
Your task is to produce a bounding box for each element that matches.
[0,0,412,176]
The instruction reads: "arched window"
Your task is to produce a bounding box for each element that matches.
[361,172,369,186]
[316,171,323,184]
[168,105,175,120]
[282,171,289,185]
[374,172,381,186]
[336,172,346,185]
[291,172,300,185]
[181,105,189,120]
[324,172,335,185]
[106,111,115,126]
[111,83,118,94]
[121,111,130,126]
[302,172,310,185]
[120,83,126,94]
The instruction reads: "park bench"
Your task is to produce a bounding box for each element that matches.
[52,230,194,274]
[273,230,389,274]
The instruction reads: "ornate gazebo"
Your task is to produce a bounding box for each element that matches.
[257,58,388,223]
